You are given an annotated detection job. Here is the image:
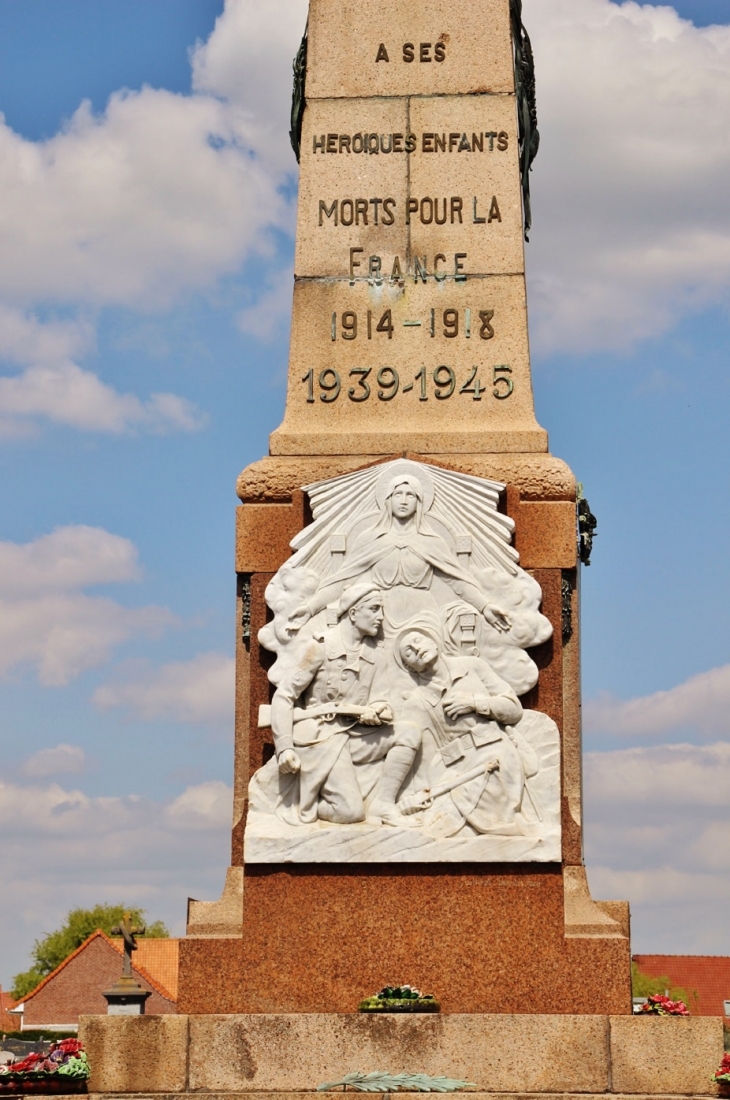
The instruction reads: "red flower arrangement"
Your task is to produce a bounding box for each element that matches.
[712,1053,730,1082]
[712,1053,730,1097]
[639,994,690,1016]
[0,1038,89,1094]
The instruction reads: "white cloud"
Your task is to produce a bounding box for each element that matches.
[0,0,307,438]
[237,266,293,342]
[585,664,730,737]
[0,89,287,311]
[191,0,309,173]
[0,303,203,439]
[0,361,207,435]
[0,306,93,365]
[586,863,730,954]
[524,0,730,352]
[21,744,87,778]
[584,740,730,951]
[94,653,235,728]
[0,592,174,687]
[586,740,730,808]
[0,778,231,837]
[0,526,140,596]
[166,780,233,829]
[0,776,232,987]
[0,526,176,685]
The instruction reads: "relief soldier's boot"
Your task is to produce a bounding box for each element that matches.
[366,745,421,827]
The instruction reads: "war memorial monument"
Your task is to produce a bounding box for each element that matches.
[80,1,724,1096]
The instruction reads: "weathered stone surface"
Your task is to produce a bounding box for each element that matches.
[236,454,576,504]
[564,867,626,939]
[514,501,578,569]
[295,98,409,279]
[271,0,540,457]
[78,1015,722,1096]
[271,276,544,457]
[306,0,514,100]
[270,426,548,456]
[609,1015,724,1096]
[188,1013,610,1093]
[186,866,243,938]
[80,1014,188,1094]
[62,1093,726,1100]
[296,95,523,280]
[408,95,524,275]
[181,800,631,1014]
[235,499,306,573]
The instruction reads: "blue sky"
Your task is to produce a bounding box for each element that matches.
[0,0,729,989]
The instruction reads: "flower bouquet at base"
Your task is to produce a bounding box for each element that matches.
[638,995,690,1016]
[712,1053,730,1097]
[359,985,441,1013]
[0,1039,90,1094]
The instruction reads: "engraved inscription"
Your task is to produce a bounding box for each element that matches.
[318,196,501,228]
[349,250,469,282]
[374,42,447,64]
[329,309,495,341]
[312,132,509,155]
[301,364,513,405]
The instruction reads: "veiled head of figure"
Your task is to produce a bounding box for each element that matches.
[398,629,440,673]
[386,476,422,521]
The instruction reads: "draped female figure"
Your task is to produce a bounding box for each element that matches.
[289,475,510,637]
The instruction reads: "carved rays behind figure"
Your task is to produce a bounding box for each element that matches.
[259,458,552,697]
[290,459,519,580]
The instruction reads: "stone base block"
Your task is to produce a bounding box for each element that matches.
[54,1095,727,1100]
[187,1013,608,1093]
[610,1015,723,1095]
[80,1015,188,1093]
[178,867,630,1015]
[79,1013,724,1096]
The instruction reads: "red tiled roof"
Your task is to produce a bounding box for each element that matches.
[110,937,178,1001]
[19,931,177,1007]
[633,955,730,1018]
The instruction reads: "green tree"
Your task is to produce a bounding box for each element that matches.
[11,904,169,1001]
[631,962,696,1009]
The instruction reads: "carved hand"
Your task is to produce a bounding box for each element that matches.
[373,701,394,723]
[398,791,434,815]
[359,705,382,726]
[443,694,476,719]
[287,605,312,632]
[483,605,511,633]
[278,749,302,774]
[473,693,492,717]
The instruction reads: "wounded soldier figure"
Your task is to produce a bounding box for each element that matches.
[395,627,539,836]
[265,583,422,826]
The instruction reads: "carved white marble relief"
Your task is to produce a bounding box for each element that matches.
[244,459,561,863]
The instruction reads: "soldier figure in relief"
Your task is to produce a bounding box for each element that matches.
[270,583,422,827]
[396,628,539,835]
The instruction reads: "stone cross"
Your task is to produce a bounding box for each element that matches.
[110,913,145,979]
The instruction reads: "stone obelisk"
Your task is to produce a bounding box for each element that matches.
[179,0,632,1014]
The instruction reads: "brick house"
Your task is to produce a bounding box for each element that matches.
[633,954,730,1018]
[10,931,177,1032]
[0,986,16,1031]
